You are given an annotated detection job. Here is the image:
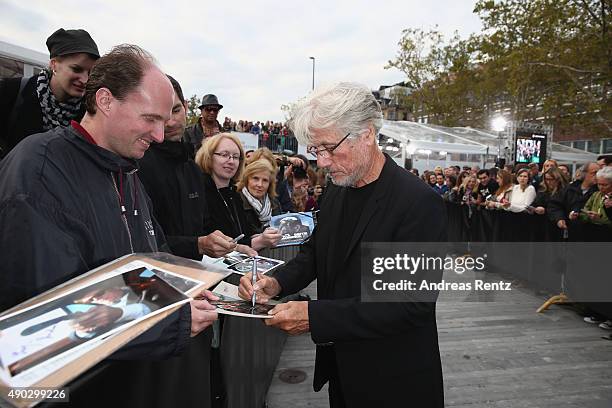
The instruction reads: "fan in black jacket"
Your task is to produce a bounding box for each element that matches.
[548,163,599,234]
[139,75,252,261]
[136,75,253,408]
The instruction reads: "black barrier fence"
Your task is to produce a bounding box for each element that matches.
[445,202,612,317]
[217,245,301,408]
[445,202,612,243]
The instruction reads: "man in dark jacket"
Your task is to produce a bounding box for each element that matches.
[239,82,446,407]
[137,76,253,408]
[0,44,218,405]
[476,169,499,204]
[183,93,224,157]
[139,76,248,261]
[548,162,599,235]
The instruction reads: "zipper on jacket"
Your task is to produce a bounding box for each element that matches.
[111,172,134,253]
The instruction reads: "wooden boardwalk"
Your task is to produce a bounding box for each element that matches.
[266,274,612,407]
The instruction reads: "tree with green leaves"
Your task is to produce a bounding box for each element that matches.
[186,94,200,126]
[474,0,611,136]
[386,0,611,139]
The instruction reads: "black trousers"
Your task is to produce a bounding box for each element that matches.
[327,352,347,408]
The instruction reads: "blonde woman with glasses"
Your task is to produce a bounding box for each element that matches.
[196,134,280,250]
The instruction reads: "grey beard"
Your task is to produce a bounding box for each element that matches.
[330,150,373,187]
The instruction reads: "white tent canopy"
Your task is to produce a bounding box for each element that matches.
[381,121,491,155]
[380,120,597,164]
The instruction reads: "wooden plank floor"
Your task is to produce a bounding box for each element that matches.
[266,273,612,407]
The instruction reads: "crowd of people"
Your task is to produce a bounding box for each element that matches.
[415,157,612,337]
[175,91,296,157]
[415,158,611,232]
[0,26,610,407]
[222,117,292,139]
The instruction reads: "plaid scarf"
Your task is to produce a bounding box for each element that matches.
[36,69,82,130]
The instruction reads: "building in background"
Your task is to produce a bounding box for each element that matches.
[0,40,47,79]
[373,83,412,121]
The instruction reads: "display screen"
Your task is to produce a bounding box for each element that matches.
[515,131,547,164]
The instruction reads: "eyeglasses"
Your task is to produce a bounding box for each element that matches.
[203,107,219,113]
[307,132,351,159]
[213,152,241,161]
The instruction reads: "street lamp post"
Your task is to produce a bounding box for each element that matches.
[492,116,507,165]
[309,56,315,90]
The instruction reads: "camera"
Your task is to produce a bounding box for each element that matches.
[292,166,308,179]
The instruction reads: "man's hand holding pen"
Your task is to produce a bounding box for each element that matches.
[238,272,310,335]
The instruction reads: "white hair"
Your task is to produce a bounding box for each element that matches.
[288,82,383,145]
[577,162,598,180]
[597,166,612,183]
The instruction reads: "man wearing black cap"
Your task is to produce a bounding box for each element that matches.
[184,93,224,157]
[0,28,99,158]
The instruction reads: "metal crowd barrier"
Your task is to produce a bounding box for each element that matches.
[219,245,301,408]
[445,202,612,318]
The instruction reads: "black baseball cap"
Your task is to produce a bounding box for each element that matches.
[46,28,100,59]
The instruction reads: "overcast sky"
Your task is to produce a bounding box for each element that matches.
[1,0,482,122]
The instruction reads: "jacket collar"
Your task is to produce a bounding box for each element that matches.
[569,179,598,194]
[149,140,190,161]
[67,122,138,173]
[342,153,395,263]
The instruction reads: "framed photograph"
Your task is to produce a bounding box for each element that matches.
[229,256,285,275]
[0,262,190,384]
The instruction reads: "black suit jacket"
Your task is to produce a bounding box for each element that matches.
[274,154,446,407]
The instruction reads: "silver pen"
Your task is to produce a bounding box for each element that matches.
[251,257,257,307]
[232,233,245,243]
